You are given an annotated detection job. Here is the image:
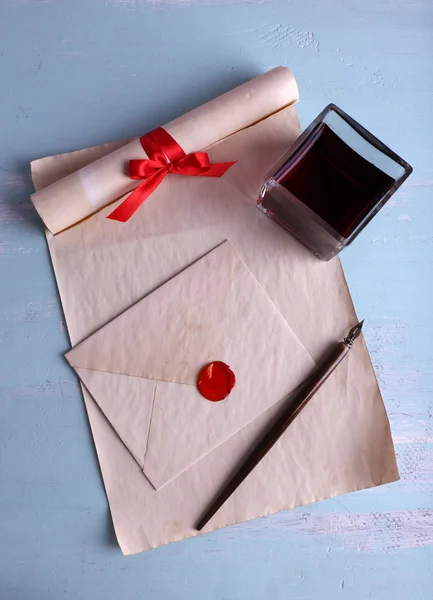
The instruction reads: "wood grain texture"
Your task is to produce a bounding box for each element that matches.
[0,0,432,598]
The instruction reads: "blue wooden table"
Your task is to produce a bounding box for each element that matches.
[1,1,432,598]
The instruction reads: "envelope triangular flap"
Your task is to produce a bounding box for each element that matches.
[66,241,236,385]
[76,368,155,468]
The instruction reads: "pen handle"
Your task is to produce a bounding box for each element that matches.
[291,341,350,410]
[196,341,350,531]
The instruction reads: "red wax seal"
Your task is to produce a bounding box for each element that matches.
[197,361,236,402]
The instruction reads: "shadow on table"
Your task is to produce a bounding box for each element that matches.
[0,162,44,235]
[103,509,119,549]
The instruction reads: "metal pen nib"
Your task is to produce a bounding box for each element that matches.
[343,320,364,347]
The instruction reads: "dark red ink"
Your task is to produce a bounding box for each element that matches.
[277,124,395,238]
[197,361,236,402]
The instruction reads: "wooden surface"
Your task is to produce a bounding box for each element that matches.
[0,1,432,598]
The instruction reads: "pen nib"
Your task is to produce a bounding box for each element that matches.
[344,320,364,347]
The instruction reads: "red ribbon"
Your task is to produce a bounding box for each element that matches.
[107,127,237,222]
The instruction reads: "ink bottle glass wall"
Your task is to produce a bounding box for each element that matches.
[258,104,412,261]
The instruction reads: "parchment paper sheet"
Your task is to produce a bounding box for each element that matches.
[31,68,399,555]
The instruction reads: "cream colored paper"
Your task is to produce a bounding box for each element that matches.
[30,68,399,555]
[66,241,315,490]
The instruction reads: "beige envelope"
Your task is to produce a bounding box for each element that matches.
[65,241,315,490]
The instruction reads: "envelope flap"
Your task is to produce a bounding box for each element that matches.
[66,242,237,385]
[76,367,155,469]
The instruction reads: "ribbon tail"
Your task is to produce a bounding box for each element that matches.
[107,170,167,222]
[200,161,238,177]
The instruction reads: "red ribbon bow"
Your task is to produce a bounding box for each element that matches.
[107,127,237,222]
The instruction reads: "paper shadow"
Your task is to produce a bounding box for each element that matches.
[0,161,45,235]
[103,508,119,549]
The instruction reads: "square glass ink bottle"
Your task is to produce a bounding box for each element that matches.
[258,104,412,261]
